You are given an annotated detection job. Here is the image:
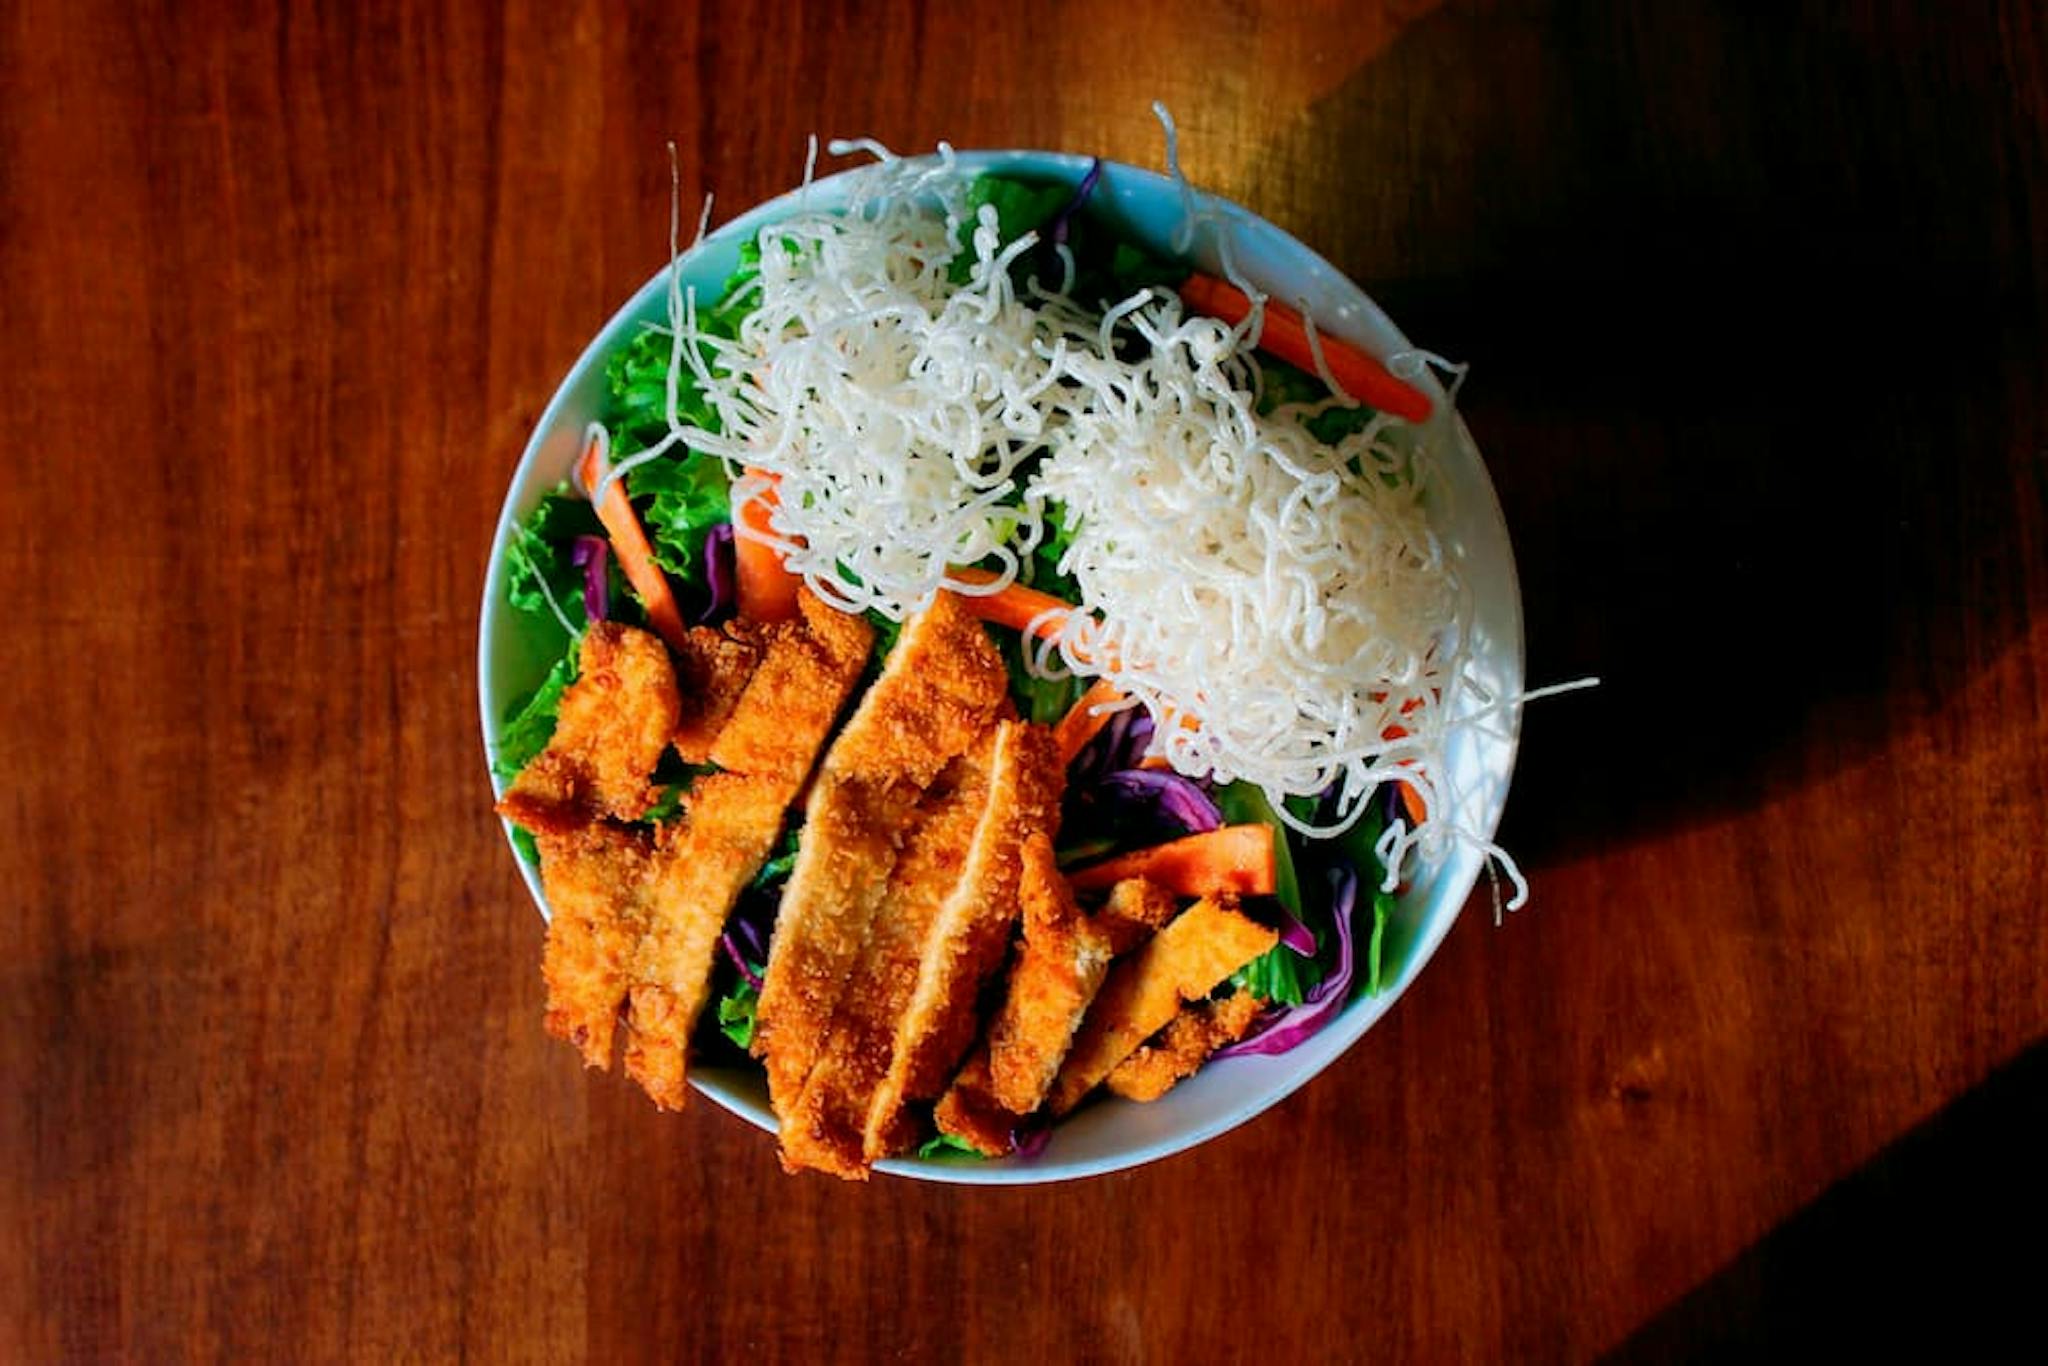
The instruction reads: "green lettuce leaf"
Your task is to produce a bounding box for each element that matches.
[505,487,601,635]
[715,979,759,1049]
[949,175,1072,283]
[1217,781,1314,1006]
[495,646,578,782]
[1255,355,1377,440]
[995,630,1087,727]
[916,1131,987,1160]
[627,453,730,589]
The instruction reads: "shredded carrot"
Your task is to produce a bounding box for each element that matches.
[735,468,803,623]
[1178,273,1433,424]
[949,567,1073,640]
[1066,825,1276,898]
[576,435,688,652]
[1054,677,1125,767]
[1381,721,1429,825]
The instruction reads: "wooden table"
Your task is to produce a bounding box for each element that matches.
[6,1,2043,1359]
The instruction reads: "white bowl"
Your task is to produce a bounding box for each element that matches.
[478,149,1524,1184]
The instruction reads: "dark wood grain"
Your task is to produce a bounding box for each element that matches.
[4,1,2043,1360]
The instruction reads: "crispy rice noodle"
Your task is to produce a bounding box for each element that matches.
[621,121,1595,907]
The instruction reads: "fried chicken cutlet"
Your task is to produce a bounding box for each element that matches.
[1104,991,1263,1102]
[932,868,1178,1152]
[623,592,871,1109]
[752,590,1009,1120]
[781,720,1063,1177]
[1048,897,1277,1115]
[669,621,764,765]
[497,622,680,834]
[534,822,658,1068]
[776,736,998,1177]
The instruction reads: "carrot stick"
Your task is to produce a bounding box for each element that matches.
[948,568,1073,640]
[1066,825,1276,898]
[1380,721,1429,825]
[1178,273,1433,424]
[576,435,688,652]
[734,468,803,623]
[1054,677,1126,767]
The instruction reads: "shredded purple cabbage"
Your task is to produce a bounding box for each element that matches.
[700,523,736,624]
[726,912,769,965]
[720,930,764,990]
[1074,702,1161,783]
[1010,1119,1051,1159]
[570,535,610,622]
[1272,905,1317,957]
[1119,712,1156,768]
[1215,863,1360,1058]
[1101,768,1222,834]
[1046,157,1105,248]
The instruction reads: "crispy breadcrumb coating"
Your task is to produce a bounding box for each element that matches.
[534,822,656,1069]
[753,592,1009,1120]
[620,592,871,1110]
[499,623,680,833]
[1103,991,1263,1102]
[1049,897,1276,1115]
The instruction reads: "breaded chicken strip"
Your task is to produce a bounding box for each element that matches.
[1096,876,1180,954]
[669,622,763,765]
[931,870,1178,1147]
[1049,897,1277,1115]
[754,591,1008,1118]
[1104,991,1263,1102]
[778,740,997,1178]
[931,1052,1019,1157]
[709,593,873,777]
[621,592,872,1110]
[534,822,657,1069]
[881,722,1064,1116]
[498,622,680,834]
[983,833,1113,1115]
[623,774,790,1109]
[783,722,1065,1177]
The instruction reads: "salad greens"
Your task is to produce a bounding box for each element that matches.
[495,168,1411,1121]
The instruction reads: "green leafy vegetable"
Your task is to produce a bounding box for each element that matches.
[863,608,904,664]
[1029,497,1082,603]
[1218,781,1313,1006]
[1254,355,1376,443]
[1105,240,1186,295]
[505,487,601,632]
[642,784,687,825]
[1366,886,1396,997]
[753,825,802,890]
[494,646,578,781]
[716,979,759,1049]
[627,453,730,588]
[915,1131,987,1160]
[949,176,1072,283]
[995,630,1087,726]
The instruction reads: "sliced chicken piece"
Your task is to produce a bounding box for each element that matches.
[534,822,657,1068]
[931,867,1178,1143]
[669,621,763,765]
[498,622,680,834]
[777,740,997,1178]
[930,1051,1020,1157]
[1048,897,1277,1116]
[620,591,871,1110]
[1103,991,1264,1102]
[981,833,1113,1115]
[753,591,1008,1118]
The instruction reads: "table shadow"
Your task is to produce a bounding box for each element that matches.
[1240,1,2041,865]
[1603,1035,2048,1361]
